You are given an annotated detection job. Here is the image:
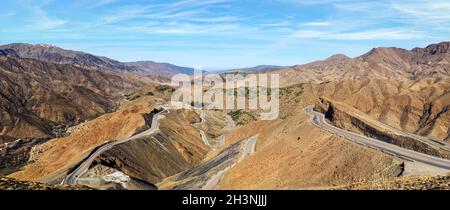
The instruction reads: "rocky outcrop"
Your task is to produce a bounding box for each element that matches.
[416,103,450,137]
[0,123,69,175]
[78,165,157,190]
[314,98,450,159]
[0,137,51,175]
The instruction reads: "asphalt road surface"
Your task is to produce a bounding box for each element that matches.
[202,135,258,190]
[304,106,450,171]
[195,110,216,150]
[62,109,167,185]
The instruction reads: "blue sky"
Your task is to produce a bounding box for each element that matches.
[0,0,449,69]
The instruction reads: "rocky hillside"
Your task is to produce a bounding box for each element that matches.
[0,43,143,73]
[7,96,161,182]
[91,109,209,185]
[0,43,195,78]
[294,78,450,141]
[276,41,450,86]
[0,53,150,141]
[270,42,450,141]
[314,98,450,159]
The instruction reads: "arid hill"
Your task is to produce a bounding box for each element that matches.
[7,96,158,182]
[267,42,450,141]
[276,42,450,86]
[0,53,151,141]
[209,87,403,189]
[0,43,143,73]
[0,43,194,78]
[295,78,450,141]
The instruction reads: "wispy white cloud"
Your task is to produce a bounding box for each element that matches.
[292,28,425,40]
[188,16,244,23]
[90,0,117,8]
[257,20,292,27]
[90,0,442,47]
[20,0,67,30]
[267,27,425,54]
[140,9,208,19]
[97,5,154,24]
[98,0,234,25]
[116,21,257,35]
[391,0,450,22]
[280,0,353,5]
[33,9,67,30]
[333,1,386,11]
[168,0,232,8]
[93,0,254,36]
[5,0,450,68]
[328,28,426,40]
[302,21,333,26]
[291,30,330,38]
[1,11,16,17]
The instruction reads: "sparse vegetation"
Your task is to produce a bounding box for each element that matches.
[229,110,257,125]
[330,174,450,190]
[156,85,175,93]
[190,101,210,108]
[0,177,90,190]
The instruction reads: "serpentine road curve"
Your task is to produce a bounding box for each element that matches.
[62,109,167,185]
[305,106,450,171]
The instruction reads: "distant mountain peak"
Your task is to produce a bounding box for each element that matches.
[415,41,450,55]
[125,61,195,77]
[325,54,350,62]
[37,43,56,48]
[359,46,408,61]
[217,65,288,74]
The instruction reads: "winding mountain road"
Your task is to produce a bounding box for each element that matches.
[305,106,450,171]
[202,135,258,190]
[197,110,233,150]
[62,109,167,185]
[195,110,216,150]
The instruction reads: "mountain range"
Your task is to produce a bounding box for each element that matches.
[276,41,450,86]
[0,49,152,141]
[216,65,288,74]
[1,41,450,190]
[0,43,194,78]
